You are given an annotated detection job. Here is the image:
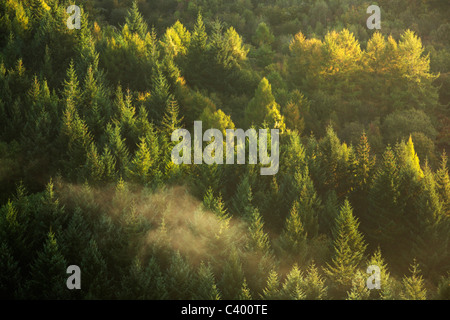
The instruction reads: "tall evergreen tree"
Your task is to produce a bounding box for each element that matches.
[324,200,367,294]
[238,278,253,300]
[280,264,305,300]
[125,1,148,38]
[260,269,281,300]
[219,248,245,300]
[166,251,194,300]
[29,230,68,299]
[127,137,153,183]
[247,208,270,254]
[80,239,111,299]
[400,260,427,300]
[279,200,307,254]
[435,151,450,215]
[301,262,328,300]
[194,262,221,300]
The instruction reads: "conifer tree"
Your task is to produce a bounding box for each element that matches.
[85,143,104,182]
[125,1,148,38]
[279,200,307,254]
[184,12,209,88]
[60,207,91,265]
[400,260,427,300]
[435,151,450,215]
[61,98,93,179]
[195,262,221,300]
[81,239,110,299]
[294,167,320,239]
[301,262,328,300]
[366,247,391,299]
[324,200,367,292]
[203,187,231,235]
[81,65,108,136]
[105,123,130,178]
[150,66,173,120]
[63,61,80,106]
[29,230,68,299]
[219,248,245,300]
[166,251,193,299]
[127,137,153,183]
[118,257,150,299]
[248,208,270,254]
[118,257,167,299]
[346,270,371,300]
[238,278,253,300]
[161,99,183,136]
[280,264,305,300]
[244,77,283,129]
[350,132,376,216]
[367,147,402,250]
[101,146,117,182]
[231,176,254,219]
[260,269,281,300]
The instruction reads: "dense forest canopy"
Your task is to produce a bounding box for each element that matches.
[0,0,449,300]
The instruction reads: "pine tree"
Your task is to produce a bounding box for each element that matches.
[301,262,328,300]
[280,264,306,300]
[230,175,254,220]
[125,1,148,38]
[324,200,367,293]
[219,248,245,300]
[118,257,150,299]
[238,278,253,300]
[411,162,449,278]
[367,147,402,252]
[397,136,423,179]
[400,260,427,300]
[350,132,376,219]
[60,207,91,265]
[435,151,450,215]
[29,230,68,299]
[150,66,173,120]
[161,99,183,136]
[346,270,371,300]
[62,61,80,106]
[101,146,117,182]
[195,262,221,300]
[247,208,270,253]
[105,123,130,178]
[184,12,209,88]
[366,247,391,299]
[203,187,231,236]
[81,239,110,299]
[85,143,104,183]
[294,167,320,239]
[166,251,193,299]
[244,77,282,128]
[260,269,281,300]
[61,98,93,179]
[118,257,167,299]
[279,200,307,254]
[127,137,153,183]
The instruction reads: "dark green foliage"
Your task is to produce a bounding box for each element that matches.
[0,242,22,299]
[28,231,69,299]
[219,248,245,300]
[194,262,221,300]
